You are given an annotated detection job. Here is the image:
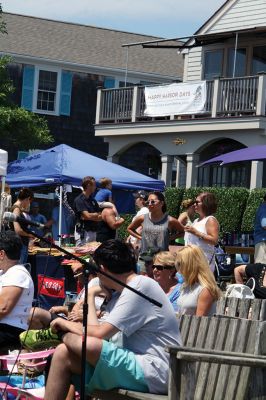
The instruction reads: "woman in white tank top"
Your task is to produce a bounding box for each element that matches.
[184,192,219,272]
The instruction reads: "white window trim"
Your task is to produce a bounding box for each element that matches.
[32,66,62,116]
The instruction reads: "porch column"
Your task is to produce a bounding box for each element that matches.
[250,160,263,189]
[186,153,200,188]
[161,155,174,187]
[107,155,119,164]
[175,158,186,188]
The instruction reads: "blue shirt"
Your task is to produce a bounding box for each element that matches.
[95,188,112,202]
[254,202,266,245]
[29,213,47,236]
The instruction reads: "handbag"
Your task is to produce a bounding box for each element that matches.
[224,280,255,299]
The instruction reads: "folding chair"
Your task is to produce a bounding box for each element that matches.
[0,349,55,400]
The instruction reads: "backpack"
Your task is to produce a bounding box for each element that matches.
[224,280,255,299]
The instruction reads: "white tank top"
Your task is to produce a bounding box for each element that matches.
[185,216,218,271]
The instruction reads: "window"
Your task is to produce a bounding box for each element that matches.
[203,50,223,80]
[37,70,58,112]
[252,45,266,75]
[227,48,246,77]
[21,65,72,116]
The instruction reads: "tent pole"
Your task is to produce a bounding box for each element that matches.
[58,185,63,246]
[0,176,5,232]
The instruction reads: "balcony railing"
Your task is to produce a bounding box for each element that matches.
[96,75,266,124]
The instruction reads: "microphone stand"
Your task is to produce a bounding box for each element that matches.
[21,228,162,400]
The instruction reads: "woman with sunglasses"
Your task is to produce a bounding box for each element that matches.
[127,191,184,276]
[184,192,219,272]
[152,251,182,311]
[175,245,221,316]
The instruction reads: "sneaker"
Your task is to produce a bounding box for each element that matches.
[19,328,61,350]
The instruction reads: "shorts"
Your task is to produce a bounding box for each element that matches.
[72,340,149,395]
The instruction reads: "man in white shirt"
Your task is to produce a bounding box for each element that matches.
[37,239,182,399]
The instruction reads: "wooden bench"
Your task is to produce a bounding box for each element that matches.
[92,315,266,400]
[216,297,266,321]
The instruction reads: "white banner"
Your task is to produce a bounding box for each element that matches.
[0,149,8,176]
[144,81,207,117]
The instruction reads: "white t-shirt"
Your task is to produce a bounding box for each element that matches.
[0,264,34,330]
[105,275,182,394]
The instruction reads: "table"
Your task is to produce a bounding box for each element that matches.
[224,246,255,263]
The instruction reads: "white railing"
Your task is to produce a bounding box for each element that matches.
[95,75,266,124]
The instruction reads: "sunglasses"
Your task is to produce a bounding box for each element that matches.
[194,200,201,204]
[146,200,159,206]
[152,265,175,271]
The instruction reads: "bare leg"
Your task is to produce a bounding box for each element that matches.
[44,334,103,400]
[28,307,52,329]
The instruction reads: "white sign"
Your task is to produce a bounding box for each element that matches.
[0,149,8,176]
[144,81,207,117]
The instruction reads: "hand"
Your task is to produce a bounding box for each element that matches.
[184,225,197,235]
[49,306,68,315]
[50,317,70,333]
[67,309,83,322]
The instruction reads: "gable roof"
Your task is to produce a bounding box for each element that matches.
[1,13,183,80]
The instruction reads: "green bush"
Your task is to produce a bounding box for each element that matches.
[241,189,266,231]
[164,187,184,218]
[117,186,263,241]
[117,214,133,240]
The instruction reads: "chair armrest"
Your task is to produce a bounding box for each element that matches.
[169,348,266,368]
[167,346,266,361]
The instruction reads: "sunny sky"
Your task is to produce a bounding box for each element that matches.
[1,0,226,38]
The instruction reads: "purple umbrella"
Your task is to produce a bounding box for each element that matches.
[199,144,266,166]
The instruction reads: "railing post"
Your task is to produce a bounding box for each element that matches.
[256,73,266,116]
[131,86,138,122]
[95,88,102,124]
[211,78,220,118]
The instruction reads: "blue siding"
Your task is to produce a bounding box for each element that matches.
[21,65,35,111]
[104,77,115,88]
[60,71,72,116]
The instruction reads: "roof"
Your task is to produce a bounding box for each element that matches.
[1,13,183,79]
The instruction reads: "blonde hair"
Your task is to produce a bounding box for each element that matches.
[175,245,221,300]
[181,199,194,209]
[99,178,112,188]
[153,251,176,267]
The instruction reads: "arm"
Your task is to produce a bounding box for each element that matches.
[0,286,23,319]
[81,210,102,222]
[234,264,247,284]
[177,212,188,226]
[196,287,215,316]
[168,216,185,232]
[127,215,144,240]
[104,210,124,229]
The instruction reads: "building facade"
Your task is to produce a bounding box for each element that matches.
[94,0,266,188]
[0,12,183,161]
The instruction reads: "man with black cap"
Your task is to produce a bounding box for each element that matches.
[126,191,149,252]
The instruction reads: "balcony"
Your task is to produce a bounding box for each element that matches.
[96,75,266,125]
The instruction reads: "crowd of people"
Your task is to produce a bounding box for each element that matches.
[0,178,265,399]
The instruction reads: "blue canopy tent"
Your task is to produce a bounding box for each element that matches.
[6,145,165,240]
[6,144,164,191]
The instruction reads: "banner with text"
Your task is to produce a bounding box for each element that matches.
[144,81,207,117]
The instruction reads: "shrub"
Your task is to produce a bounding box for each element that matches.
[241,189,266,231]
[164,187,184,218]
